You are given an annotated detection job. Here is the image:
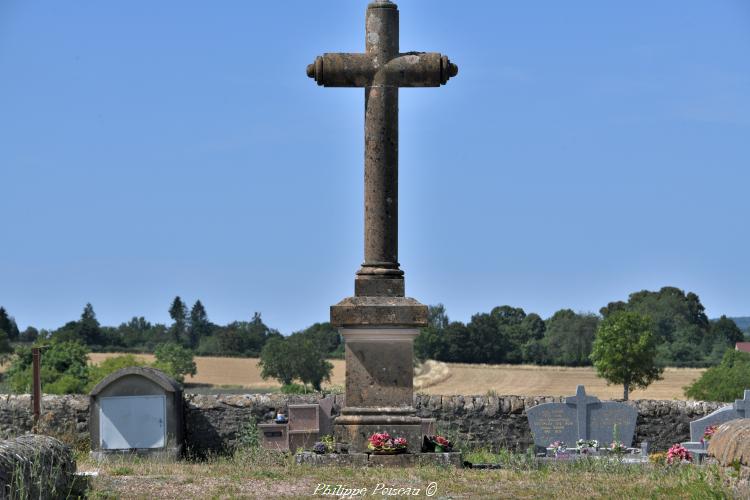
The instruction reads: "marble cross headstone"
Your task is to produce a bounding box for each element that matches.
[527,385,638,448]
[566,385,599,440]
[684,389,750,450]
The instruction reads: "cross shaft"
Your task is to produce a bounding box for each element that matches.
[307,0,457,298]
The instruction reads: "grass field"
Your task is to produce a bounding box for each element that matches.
[87,353,704,399]
[77,450,740,499]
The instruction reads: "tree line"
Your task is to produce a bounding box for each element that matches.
[0,286,746,369]
[415,287,746,368]
[0,298,343,359]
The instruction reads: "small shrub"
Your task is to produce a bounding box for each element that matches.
[236,419,260,450]
[280,383,308,394]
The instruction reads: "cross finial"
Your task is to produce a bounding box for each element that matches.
[734,389,750,416]
[565,385,600,440]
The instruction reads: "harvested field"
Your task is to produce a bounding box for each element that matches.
[86,354,704,399]
[418,363,705,400]
[87,353,346,389]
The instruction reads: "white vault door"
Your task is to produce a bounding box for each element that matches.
[100,395,166,450]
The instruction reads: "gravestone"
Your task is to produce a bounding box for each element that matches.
[527,385,638,449]
[258,423,289,451]
[89,367,183,459]
[683,389,750,452]
[306,0,458,455]
[288,404,320,451]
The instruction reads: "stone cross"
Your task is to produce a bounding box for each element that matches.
[307,0,458,298]
[307,0,459,454]
[565,385,599,440]
[734,390,750,417]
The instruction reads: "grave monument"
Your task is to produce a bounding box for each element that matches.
[527,385,638,450]
[683,389,750,452]
[306,0,458,453]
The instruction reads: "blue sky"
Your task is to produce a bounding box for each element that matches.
[1,1,749,333]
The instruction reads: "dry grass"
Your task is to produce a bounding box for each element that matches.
[78,451,738,499]
[81,354,704,399]
[87,353,347,389]
[418,363,705,400]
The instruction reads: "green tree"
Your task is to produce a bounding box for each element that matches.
[258,336,333,391]
[0,329,11,362]
[545,310,599,366]
[590,311,663,400]
[258,337,296,386]
[168,296,188,345]
[7,340,90,394]
[188,300,212,349]
[79,303,103,345]
[288,335,333,391]
[86,354,148,392]
[153,342,197,383]
[19,326,39,343]
[415,304,450,361]
[293,322,341,357]
[711,315,745,346]
[0,307,20,342]
[684,350,750,402]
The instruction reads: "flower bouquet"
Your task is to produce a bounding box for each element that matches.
[428,435,453,453]
[666,443,692,464]
[700,425,717,446]
[608,441,627,454]
[367,432,408,455]
[576,439,599,454]
[546,441,567,457]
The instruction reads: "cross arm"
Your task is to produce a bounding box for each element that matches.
[307,52,458,87]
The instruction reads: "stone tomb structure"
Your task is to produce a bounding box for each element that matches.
[683,389,750,452]
[89,367,183,459]
[527,385,638,449]
[259,398,335,452]
[306,0,458,455]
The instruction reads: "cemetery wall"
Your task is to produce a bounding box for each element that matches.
[0,394,723,453]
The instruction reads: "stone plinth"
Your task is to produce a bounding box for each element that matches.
[332,324,425,453]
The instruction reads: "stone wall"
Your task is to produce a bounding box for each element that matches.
[0,394,724,454]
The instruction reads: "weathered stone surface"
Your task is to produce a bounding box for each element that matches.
[0,434,76,498]
[687,390,750,444]
[369,451,462,468]
[0,394,725,454]
[708,419,750,466]
[343,334,416,408]
[330,296,427,328]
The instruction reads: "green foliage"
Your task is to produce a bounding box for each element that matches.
[259,335,333,391]
[217,313,280,357]
[168,296,188,345]
[7,341,90,394]
[259,337,296,386]
[86,354,148,392]
[684,350,750,402]
[153,343,197,383]
[280,383,309,394]
[590,311,663,400]
[236,419,260,450]
[188,300,212,349]
[0,307,20,341]
[711,315,744,346]
[19,326,39,343]
[0,329,12,362]
[600,287,713,367]
[544,310,599,366]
